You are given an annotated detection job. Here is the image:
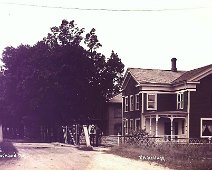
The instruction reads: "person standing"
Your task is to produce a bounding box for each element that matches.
[88,124,96,146]
[95,126,102,147]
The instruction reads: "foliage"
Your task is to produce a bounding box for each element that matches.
[0,19,125,128]
[125,129,150,146]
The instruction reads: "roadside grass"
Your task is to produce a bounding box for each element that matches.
[0,141,19,161]
[106,143,212,170]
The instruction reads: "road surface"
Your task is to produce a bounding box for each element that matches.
[0,142,171,170]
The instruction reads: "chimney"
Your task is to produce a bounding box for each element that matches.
[171,58,177,72]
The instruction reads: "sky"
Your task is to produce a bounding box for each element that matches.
[0,0,212,71]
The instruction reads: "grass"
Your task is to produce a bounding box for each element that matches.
[106,143,212,170]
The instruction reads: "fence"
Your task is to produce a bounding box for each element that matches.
[100,135,212,147]
[100,135,120,146]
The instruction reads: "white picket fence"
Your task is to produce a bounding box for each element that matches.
[100,135,212,146]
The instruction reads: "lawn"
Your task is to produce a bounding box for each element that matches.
[106,142,212,170]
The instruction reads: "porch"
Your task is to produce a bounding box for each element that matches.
[144,111,188,142]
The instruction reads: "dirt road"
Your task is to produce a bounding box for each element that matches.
[0,143,171,170]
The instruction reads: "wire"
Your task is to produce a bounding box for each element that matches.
[0,2,211,12]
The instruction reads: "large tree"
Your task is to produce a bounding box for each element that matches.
[0,19,125,128]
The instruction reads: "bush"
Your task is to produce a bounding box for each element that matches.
[125,129,150,146]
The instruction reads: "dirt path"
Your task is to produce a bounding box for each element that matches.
[0,143,171,170]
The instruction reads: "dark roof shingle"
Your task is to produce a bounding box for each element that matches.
[172,64,212,83]
[128,68,185,84]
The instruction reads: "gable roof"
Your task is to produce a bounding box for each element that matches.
[109,93,122,103]
[124,64,212,88]
[172,64,212,84]
[128,68,185,85]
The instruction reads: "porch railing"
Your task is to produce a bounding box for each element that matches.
[157,135,187,143]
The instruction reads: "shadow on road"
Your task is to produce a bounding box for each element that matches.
[0,141,19,161]
[77,145,94,151]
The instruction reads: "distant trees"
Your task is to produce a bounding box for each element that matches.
[0,19,124,129]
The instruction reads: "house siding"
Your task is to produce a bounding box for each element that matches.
[108,103,122,135]
[183,91,188,112]
[123,77,141,118]
[189,74,212,138]
[122,77,143,133]
[122,77,139,96]
[124,112,141,120]
[143,93,147,112]
[157,94,176,111]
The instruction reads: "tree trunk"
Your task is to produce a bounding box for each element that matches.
[0,124,3,142]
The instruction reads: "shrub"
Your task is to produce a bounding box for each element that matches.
[125,129,149,146]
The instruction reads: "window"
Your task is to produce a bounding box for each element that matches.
[124,96,129,112]
[177,93,184,109]
[129,119,134,131]
[135,118,141,130]
[147,94,157,110]
[135,94,140,110]
[130,95,134,111]
[123,119,128,135]
[200,118,212,138]
[182,119,185,134]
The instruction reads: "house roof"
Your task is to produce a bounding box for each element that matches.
[109,93,122,103]
[125,64,212,86]
[172,64,212,84]
[127,68,185,84]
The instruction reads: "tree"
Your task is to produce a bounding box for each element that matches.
[0,19,125,133]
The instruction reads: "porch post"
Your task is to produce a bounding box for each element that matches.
[149,116,152,135]
[141,93,145,129]
[155,115,159,137]
[187,91,190,139]
[121,97,124,136]
[185,117,187,134]
[0,124,3,142]
[170,116,173,141]
[141,114,145,129]
[143,116,146,130]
